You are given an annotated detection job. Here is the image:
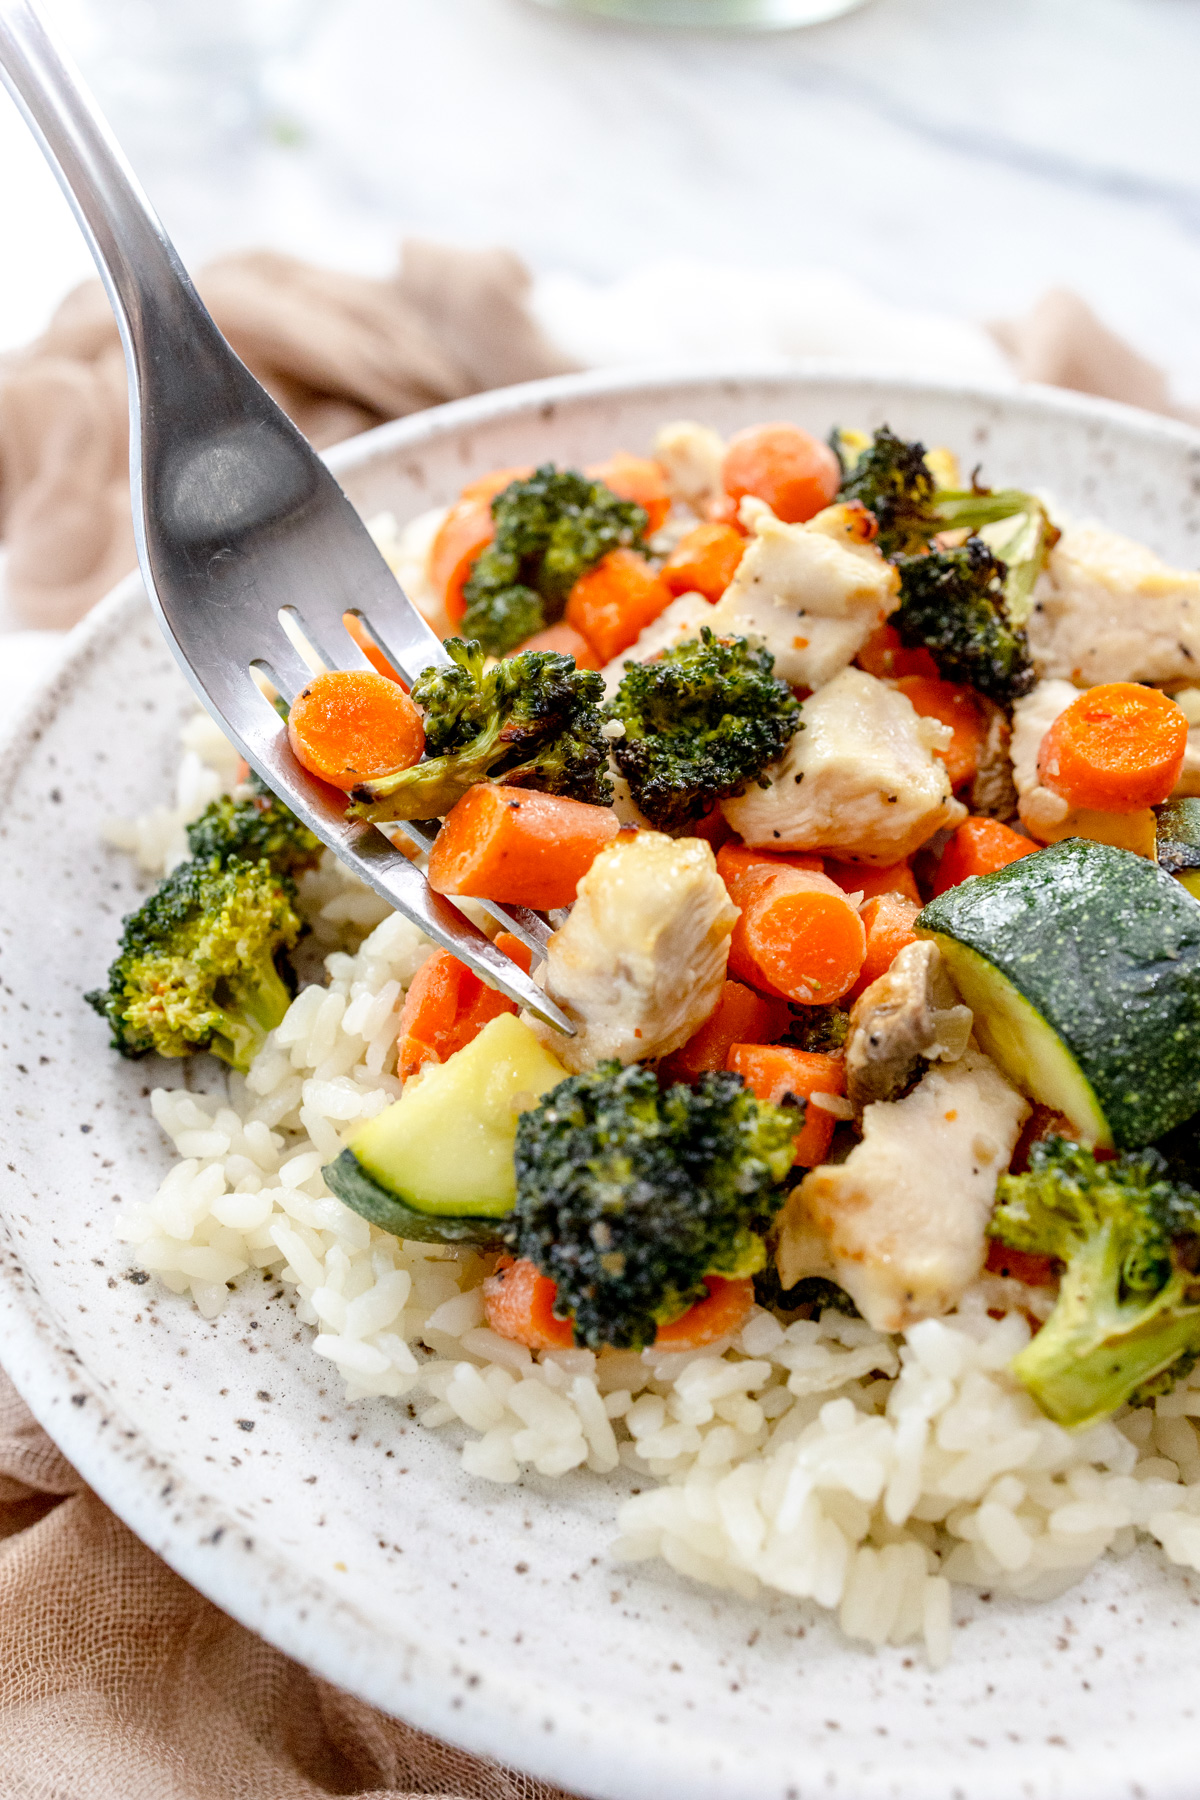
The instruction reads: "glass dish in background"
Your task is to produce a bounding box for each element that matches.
[529,0,869,26]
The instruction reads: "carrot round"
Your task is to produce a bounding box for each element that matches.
[846,893,922,1002]
[428,783,620,911]
[894,675,986,790]
[492,930,534,976]
[717,841,824,900]
[726,865,866,1004]
[727,1042,845,1167]
[1038,682,1189,812]
[564,547,674,664]
[506,620,601,671]
[587,452,672,532]
[721,423,841,525]
[660,523,746,601]
[460,465,534,504]
[287,669,425,791]
[659,979,789,1083]
[824,857,920,905]
[932,816,1037,897]
[855,622,939,682]
[483,1258,575,1351]
[429,498,495,626]
[653,1275,755,1350]
[394,948,516,1083]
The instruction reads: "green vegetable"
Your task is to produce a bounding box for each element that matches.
[324,1015,569,1244]
[86,856,301,1070]
[603,627,800,833]
[1157,796,1200,901]
[783,1002,850,1055]
[185,787,321,878]
[505,1061,799,1350]
[461,464,649,656]
[990,1135,1200,1427]
[892,537,1035,705]
[348,637,612,822]
[918,838,1200,1149]
[752,1265,860,1317]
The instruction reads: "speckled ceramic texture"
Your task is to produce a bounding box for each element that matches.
[4,368,1200,1800]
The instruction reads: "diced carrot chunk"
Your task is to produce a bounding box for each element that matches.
[483,1258,575,1351]
[846,893,922,1002]
[587,452,672,532]
[429,499,495,626]
[894,676,986,790]
[824,858,920,904]
[428,783,620,911]
[727,1042,845,1166]
[565,548,674,664]
[661,523,746,601]
[717,843,864,1004]
[721,423,841,525]
[394,948,516,1083]
[506,621,601,670]
[932,817,1037,897]
[659,979,789,1083]
[856,622,940,681]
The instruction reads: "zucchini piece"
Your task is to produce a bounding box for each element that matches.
[917,838,1200,1150]
[1035,806,1156,860]
[324,1014,569,1243]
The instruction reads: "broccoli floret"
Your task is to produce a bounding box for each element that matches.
[460,464,649,656]
[989,1135,1200,1428]
[752,1265,861,1318]
[86,856,302,1070]
[505,1062,800,1350]
[185,789,321,878]
[602,628,800,833]
[783,1002,850,1055]
[892,537,1035,704]
[347,637,612,822]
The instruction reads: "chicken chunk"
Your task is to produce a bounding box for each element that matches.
[599,591,714,698]
[1009,679,1076,839]
[1029,521,1200,687]
[844,940,973,1116]
[539,832,737,1072]
[722,666,965,865]
[777,1048,1029,1332]
[652,420,726,509]
[706,502,900,689]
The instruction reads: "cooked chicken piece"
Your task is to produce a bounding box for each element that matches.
[967,698,1019,822]
[706,502,900,689]
[1170,687,1200,798]
[844,940,973,1116]
[539,832,737,1072]
[653,421,726,508]
[777,1048,1029,1333]
[599,592,714,698]
[722,666,965,865]
[1009,679,1076,840]
[1029,522,1200,687]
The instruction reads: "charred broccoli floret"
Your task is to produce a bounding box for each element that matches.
[835,423,1050,557]
[86,856,302,1070]
[348,637,612,822]
[461,464,649,655]
[892,537,1035,704]
[989,1136,1200,1428]
[506,1062,800,1350]
[753,1266,861,1318]
[783,1002,851,1055]
[185,788,321,878]
[603,628,800,833]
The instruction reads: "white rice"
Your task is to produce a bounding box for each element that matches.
[108,712,1200,1668]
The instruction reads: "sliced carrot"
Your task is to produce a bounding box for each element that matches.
[565,547,674,665]
[846,893,922,1002]
[653,1275,755,1350]
[933,816,1037,897]
[824,858,920,904]
[689,804,733,852]
[483,1258,575,1351]
[716,841,824,899]
[720,849,866,1005]
[428,783,620,911]
[660,523,746,601]
[287,669,424,791]
[506,620,601,670]
[1038,682,1189,812]
[727,1042,845,1167]
[429,498,495,627]
[894,676,986,790]
[984,1237,1059,1288]
[659,979,790,1083]
[856,622,940,682]
[394,948,516,1083]
[460,465,534,504]
[586,452,672,533]
[493,931,534,976]
[721,423,841,525]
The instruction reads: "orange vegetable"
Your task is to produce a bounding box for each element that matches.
[690,805,733,852]
[856,622,939,682]
[659,979,789,1083]
[286,669,425,791]
[429,498,495,626]
[984,1238,1059,1289]
[717,844,865,1004]
[726,1042,846,1167]
[493,931,534,976]
[716,841,824,896]
[653,1275,756,1350]
[460,465,533,504]
[701,491,749,532]
[824,858,920,904]
[342,613,404,685]
[586,452,671,532]
[428,783,620,911]
[846,893,922,1002]
[565,547,674,664]
[394,948,516,1083]
[1038,682,1189,812]
[721,423,841,525]
[933,816,1037,897]
[893,676,986,789]
[660,523,746,601]
[483,1258,575,1352]
[506,620,601,670]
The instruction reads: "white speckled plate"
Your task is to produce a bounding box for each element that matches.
[4,368,1200,1800]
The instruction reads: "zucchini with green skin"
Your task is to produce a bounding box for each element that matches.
[323,1014,570,1245]
[917,838,1200,1150]
[1157,796,1200,901]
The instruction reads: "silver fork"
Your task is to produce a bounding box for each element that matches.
[0,0,569,1033]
